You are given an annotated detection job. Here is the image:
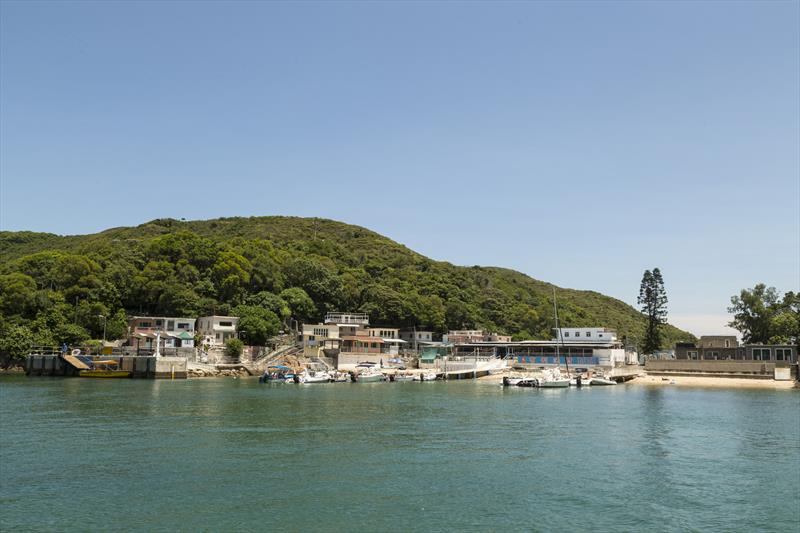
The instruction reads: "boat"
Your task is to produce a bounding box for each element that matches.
[351,363,386,382]
[589,375,617,386]
[259,365,293,383]
[79,360,131,378]
[298,369,331,383]
[538,368,570,388]
[393,374,415,382]
[331,372,349,382]
[414,371,438,381]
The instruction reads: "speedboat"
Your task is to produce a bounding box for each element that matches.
[414,371,438,381]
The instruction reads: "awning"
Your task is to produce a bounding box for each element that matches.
[341,336,384,343]
[178,331,194,340]
[382,338,407,344]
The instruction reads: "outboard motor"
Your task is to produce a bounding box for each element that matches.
[502,376,510,387]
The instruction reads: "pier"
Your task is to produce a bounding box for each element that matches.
[26,352,188,379]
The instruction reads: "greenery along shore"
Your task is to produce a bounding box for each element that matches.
[0,216,694,357]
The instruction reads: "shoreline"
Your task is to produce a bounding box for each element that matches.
[629,374,798,390]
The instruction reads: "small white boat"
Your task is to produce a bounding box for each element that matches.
[394,374,415,382]
[590,375,616,386]
[352,363,386,382]
[298,370,331,383]
[414,371,438,381]
[538,368,569,388]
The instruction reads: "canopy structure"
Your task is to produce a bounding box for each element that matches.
[382,338,407,344]
[178,331,194,340]
[268,365,291,370]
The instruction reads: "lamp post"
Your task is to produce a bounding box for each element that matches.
[97,314,107,343]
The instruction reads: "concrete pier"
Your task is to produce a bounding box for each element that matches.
[26,354,188,379]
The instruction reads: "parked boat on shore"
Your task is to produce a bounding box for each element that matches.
[351,362,386,382]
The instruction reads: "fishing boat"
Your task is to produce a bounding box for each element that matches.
[79,360,131,378]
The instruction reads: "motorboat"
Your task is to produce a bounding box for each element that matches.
[393,374,415,382]
[259,365,293,383]
[414,371,438,381]
[351,363,386,382]
[298,370,331,383]
[589,375,617,386]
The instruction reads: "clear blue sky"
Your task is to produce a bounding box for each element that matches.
[1,1,798,336]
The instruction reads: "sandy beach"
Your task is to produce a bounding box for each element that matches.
[629,374,798,390]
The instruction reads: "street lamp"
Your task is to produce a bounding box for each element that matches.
[97,315,107,343]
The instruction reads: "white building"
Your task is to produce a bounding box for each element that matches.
[197,316,239,346]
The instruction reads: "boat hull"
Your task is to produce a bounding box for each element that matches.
[355,373,385,382]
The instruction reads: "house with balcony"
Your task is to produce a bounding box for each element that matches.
[127,316,196,349]
[399,329,437,348]
[197,316,239,347]
[675,336,797,362]
[301,323,341,356]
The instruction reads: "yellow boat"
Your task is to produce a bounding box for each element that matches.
[79,360,131,378]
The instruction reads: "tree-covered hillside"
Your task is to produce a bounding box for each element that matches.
[0,216,694,357]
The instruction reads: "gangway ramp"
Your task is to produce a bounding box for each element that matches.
[61,353,91,370]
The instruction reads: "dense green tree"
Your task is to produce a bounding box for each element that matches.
[0,323,34,360]
[638,268,668,353]
[246,291,291,322]
[279,287,316,323]
[0,272,38,317]
[233,305,281,345]
[728,286,798,346]
[727,284,780,344]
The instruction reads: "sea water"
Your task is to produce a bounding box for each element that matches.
[1,376,798,532]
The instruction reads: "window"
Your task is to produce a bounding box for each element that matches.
[725,340,730,348]
[752,348,771,361]
[215,333,220,340]
[564,332,570,337]
[575,332,580,337]
[585,332,591,337]
[308,335,315,341]
[156,319,163,326]
[599,334,604,338]
[167,320,175,330]
[776,348,792,361]
[688,351,698,359]
[177,323,189,329]
[313,328,328,337]
[706,351,719,360]
[139,321,152,328]
[219,321,233,327]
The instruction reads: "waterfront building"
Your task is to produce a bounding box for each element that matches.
[675,336,797,362]
[452,327,633,368]
[127,316,196,349]
[443,330,511,344]
[197,316,239,346]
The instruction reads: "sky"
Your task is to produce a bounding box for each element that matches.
[1,1,798,337]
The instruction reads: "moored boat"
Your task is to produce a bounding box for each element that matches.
[589,375,617,386]
[79,360,131,378]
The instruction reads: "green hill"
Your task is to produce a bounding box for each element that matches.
[0,216,694,355]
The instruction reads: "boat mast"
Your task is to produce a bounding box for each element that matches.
[553,288,569,375]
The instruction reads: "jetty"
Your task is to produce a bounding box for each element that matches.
[26,348,188,379]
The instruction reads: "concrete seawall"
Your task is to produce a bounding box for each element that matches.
[26,355,187,379]
[644,360,797,380]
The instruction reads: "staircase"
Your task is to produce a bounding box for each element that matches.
[252,343,302,371]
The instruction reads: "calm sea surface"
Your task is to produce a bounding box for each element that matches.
[1,376,798,532]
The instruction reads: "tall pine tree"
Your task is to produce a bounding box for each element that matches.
[638,268,668,354]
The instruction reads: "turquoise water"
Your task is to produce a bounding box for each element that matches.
[1,376,798,532]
